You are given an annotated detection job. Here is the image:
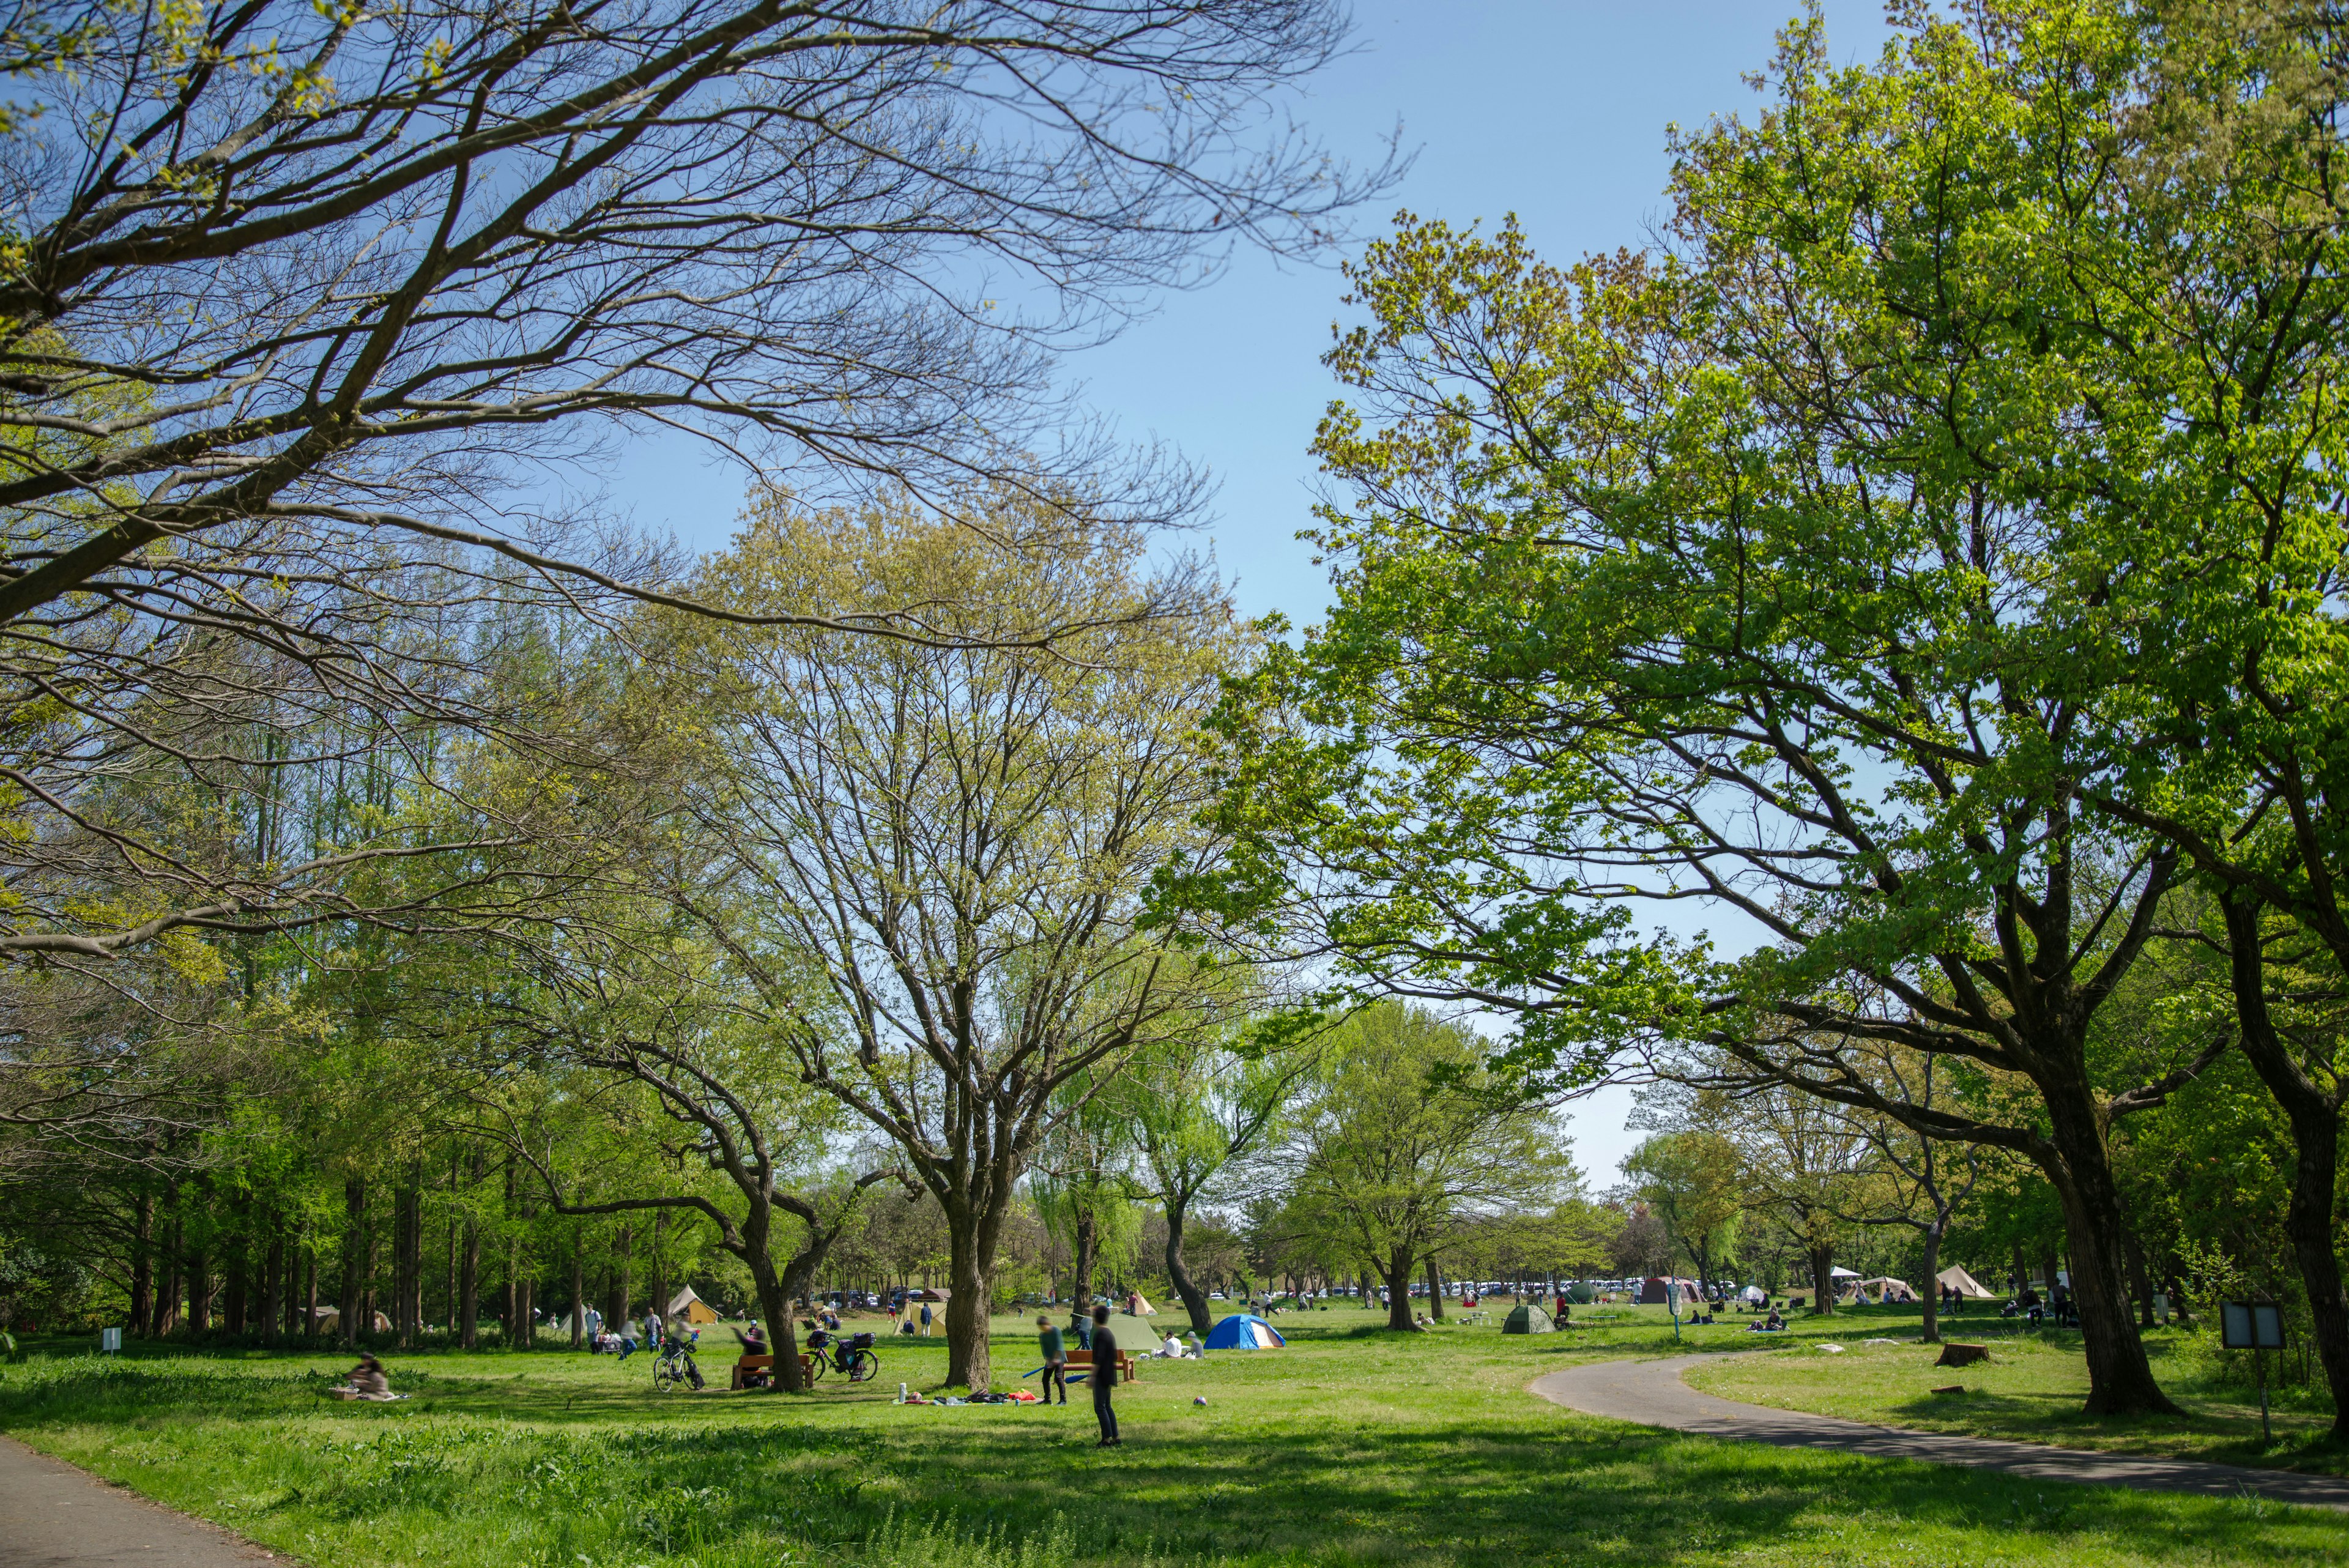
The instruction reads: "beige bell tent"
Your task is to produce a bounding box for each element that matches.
[666,1286,720,1326]
[309,1306,391,1333]
[1125,1292,1157,1316]
[1936,1265,1998,1299]
[1859,1276,1919,1303]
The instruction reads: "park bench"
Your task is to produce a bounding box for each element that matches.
[1065,1347,1138,1382]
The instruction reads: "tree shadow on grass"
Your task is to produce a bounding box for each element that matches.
[6,1357,2345,1566]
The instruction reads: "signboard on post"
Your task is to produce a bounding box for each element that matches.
[99,1326,122,1353]
[2219,1302,2286,1350]
[2221,1301,2287,1443]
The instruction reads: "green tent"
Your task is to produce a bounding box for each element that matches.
[1501,1302,1554,1334]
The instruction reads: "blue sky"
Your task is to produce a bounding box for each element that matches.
[606,1,1897,1189]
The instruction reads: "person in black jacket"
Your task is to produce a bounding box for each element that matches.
[1089,1304,1121,1446]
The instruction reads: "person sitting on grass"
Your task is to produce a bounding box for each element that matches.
[331,1353,395,1401]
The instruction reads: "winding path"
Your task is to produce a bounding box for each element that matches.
[1531,1354,2349,1512]
[0,1435,286,1567]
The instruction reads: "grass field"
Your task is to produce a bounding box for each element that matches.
[2,1301,2345,1568]
[1680,1317,2347,1473]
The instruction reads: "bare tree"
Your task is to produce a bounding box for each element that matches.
[646,492,1240,1386]
[0,0,1393,979]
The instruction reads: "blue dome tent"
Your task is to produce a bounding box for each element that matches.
[1204,1313,1286,1350]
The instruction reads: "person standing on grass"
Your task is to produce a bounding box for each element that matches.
[1036,1314,1069,1405]
[920,1299,933,1337]
[1089,1304,1121,1446]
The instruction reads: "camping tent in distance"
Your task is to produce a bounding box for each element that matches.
[667,1286,720,1325]
[1936,1265,1998,1299]
[1204,1313,1285,1350]
[1502,1302,1554,1334]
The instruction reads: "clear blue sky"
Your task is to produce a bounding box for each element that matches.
[606,1,1895,1190]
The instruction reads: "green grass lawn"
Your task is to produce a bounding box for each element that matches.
[1,1300,2343,1568]
[1682,1318,2348,1475]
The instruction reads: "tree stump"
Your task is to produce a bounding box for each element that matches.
[1936,1343,1990,1369]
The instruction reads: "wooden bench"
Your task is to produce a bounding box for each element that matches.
[1064,1347,1138,1382]
[731,1352,819,1390]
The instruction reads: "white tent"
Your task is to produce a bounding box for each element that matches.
[1736,1285,1767,1304]
[1828,1266,1862,1279]
[667,1285,719,1325]
[1859,1276,1919,1302]
[1126,1293,1158,1316]
[1936,1265,1998,1299]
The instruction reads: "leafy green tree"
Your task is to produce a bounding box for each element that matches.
[1280,1003,1572,1332]
[1621,1131,1742,1295]
[1189,4,2298,1412]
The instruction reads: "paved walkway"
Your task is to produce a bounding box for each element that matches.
[1531,1354,2349,1512]
[0,1435,286,1567]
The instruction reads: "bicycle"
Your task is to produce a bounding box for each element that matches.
[802,1326,881,1384]
[651,1339,705,1392]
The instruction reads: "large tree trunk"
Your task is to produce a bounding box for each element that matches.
[943,1202,1000,1389]
[1423,1255,1445,1321]
[1808,1243,1834,1317]
[2033,1069,2180,1415]
[1380,1247,1417,1332]
[2225,897,2349,1437]
[1163,1195,1212,1337]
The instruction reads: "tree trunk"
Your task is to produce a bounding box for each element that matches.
[2123,1229,2158,1331]
[606,1221,631,1334]
[1424,1255,1445,1321]
[187,1247,212,1334]
[2224,896,2349,1437]
[128,1190,153,1337]
[650,1209,668,1328]
[1808,1243,1834,1316]
[1380,1247,1417,1331]
[1070,1206,1097,1311]
[943,1203,998,1388]
[459,1206,481,1349]
[303,1235,317,1340]
[404,1170,425,1343]
[340,1175,365,1348]
[2035,1075,2180,1415]
[155,1216,181,1337]
[1918,1219,1943,1345]
[1163,1195,1212,1337]
[571,1222,585,1348]
[262,1224,285,1348]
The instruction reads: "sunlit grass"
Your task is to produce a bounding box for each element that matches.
[1,1299,2342,1567]
[1683,1322,2346,1474]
